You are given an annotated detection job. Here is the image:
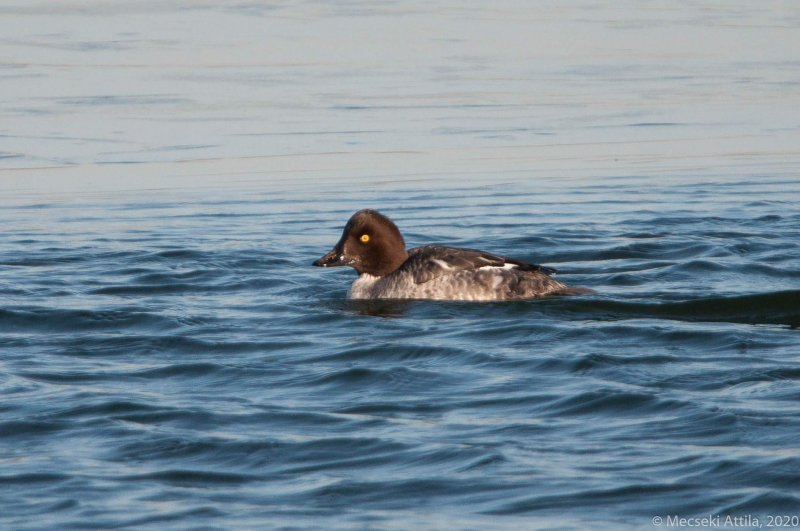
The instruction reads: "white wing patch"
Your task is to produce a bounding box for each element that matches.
[479,263,517,271]
[431,258,454,271]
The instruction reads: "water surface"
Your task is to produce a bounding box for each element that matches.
[2,1,800,529]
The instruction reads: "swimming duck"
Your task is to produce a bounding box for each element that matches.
[313,209,583,301]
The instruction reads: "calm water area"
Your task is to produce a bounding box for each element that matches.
[1,1,799,529]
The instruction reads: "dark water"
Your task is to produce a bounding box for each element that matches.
[2,175,799,529]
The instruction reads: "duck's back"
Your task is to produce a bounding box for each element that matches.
[349,246,568,301]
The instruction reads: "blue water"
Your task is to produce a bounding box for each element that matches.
[2,176,799,529]
[3,1,800,529]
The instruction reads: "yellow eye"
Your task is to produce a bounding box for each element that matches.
[360,234,370,243]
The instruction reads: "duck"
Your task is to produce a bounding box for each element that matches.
[313,209,585,301]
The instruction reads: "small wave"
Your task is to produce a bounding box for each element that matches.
[487,483,690,515]
[305,366,449,393]
[0,473,71,484]
[60,401,160,418]
[112,436,286,465]
[542,390,681,417]
[308,343,470,363]
[310,477,514,510]
[0,307,180,333]
[589,241,715,261]
[121,469,259,485]
[71,507,227,530]
[90,283,203,295]
[134,362,224,379]
[0,256,86,267]
[335,401,447,416]
[687,456,800,491]
[666,259,728,272]
[716,491,800,515]
[152,249,206,259]
[0,420,66,438]
[552,290,800,327]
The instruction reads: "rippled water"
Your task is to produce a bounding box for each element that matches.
[2,1,800,529]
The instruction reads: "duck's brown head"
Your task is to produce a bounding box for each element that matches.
[313,209,408,277]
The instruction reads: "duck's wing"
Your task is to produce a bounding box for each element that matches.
[406,245,556,285]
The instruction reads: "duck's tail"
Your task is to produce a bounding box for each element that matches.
[555,286,596,296]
